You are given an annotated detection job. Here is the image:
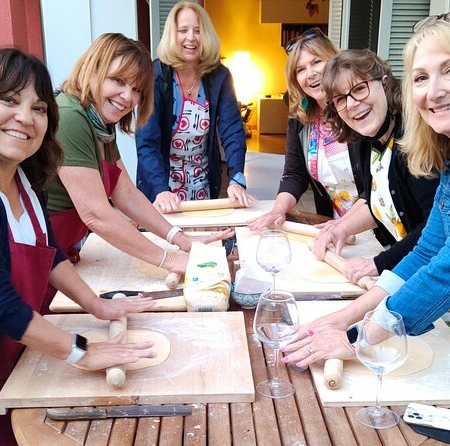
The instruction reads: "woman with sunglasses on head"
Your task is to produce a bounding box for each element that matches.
[135,1,253,213]
[45,33,233,302]
[282,16,450,370]
[311,49,438,283]
[248,28,365,232]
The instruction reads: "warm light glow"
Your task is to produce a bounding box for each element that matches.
[223,51,263,104]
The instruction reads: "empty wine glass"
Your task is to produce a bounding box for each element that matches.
[256,229,291,290]
[355,309,408,429]
[253,289,299,398]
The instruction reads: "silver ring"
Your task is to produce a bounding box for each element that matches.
[306,346,314,356]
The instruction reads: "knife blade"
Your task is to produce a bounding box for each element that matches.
[46,404,192,420]
[99,289,184,300]
[292,291,361,300]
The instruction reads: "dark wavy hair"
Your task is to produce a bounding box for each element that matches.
[322,48,402,142]
[0,48,62,191]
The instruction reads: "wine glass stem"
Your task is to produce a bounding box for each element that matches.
[375,373,383,410]
[272,348,281,381]
[272,273,276,291]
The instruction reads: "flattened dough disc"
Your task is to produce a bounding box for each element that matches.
[299,262,349,284]
[344,336,434,376]
[71,329,171,371]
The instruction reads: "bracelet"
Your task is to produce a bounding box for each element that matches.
[166,226,182,244]
[158,250,167,268]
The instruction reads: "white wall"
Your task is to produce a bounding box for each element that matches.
[40,0,140,182]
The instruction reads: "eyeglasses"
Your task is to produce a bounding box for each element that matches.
[284,27,326,55]
[413,12,450,33]
[330,77,383,112]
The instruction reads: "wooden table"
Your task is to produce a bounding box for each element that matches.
[12,307,446,445]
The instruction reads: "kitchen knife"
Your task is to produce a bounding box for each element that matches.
[46,404,192,420]
[99,289,184,299]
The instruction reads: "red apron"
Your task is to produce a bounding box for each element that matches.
[0,174,57,444]
[0,173,56,388]
[49,142,122,263]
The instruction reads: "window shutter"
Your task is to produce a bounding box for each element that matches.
[328,0,343,48]
[387,0,431,78]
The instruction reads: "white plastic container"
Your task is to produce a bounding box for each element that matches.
[183,242,231,312]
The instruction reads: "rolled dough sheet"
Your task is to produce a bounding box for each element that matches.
[181,208,234,217]
[71,329,171,371]
[299,262,349,284]
[137,249,179,279]
[344,336,434,376]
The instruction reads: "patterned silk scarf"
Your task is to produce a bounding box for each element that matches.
[86,105,116,143]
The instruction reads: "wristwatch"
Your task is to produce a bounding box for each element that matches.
[346,325,359,345]
[65,334,89,364]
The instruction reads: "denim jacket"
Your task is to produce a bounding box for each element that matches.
[377,162,450,335]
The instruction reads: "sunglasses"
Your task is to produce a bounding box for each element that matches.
[329,77,383,112]
[413,12,450,33]
[284,27,326,55]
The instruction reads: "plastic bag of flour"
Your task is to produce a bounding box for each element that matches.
[183,242,231,312]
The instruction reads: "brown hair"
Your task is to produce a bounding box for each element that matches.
[285,29,338,125]
[322,49,402,142]
[61,33,153,132]
[157,1,221,76]
[0,48,62,191]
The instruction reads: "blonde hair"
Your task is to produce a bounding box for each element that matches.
[61,33,154,133]
[401,20,450,177]
[285,32,338,125]
[157,1,220,76]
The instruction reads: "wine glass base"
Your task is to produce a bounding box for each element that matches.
[355,406,400,429]
[256,379,295,399]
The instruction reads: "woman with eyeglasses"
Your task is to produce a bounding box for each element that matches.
[248,28,366,231]
[282,17,450,372]
[311,49,438,283]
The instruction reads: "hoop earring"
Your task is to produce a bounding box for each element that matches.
[301,96,309,110]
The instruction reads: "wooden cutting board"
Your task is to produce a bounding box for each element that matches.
[163,200,275,228]
[235,226,383,296]
[0,312,254,413]
[297,301,450,406]
[50,232,191,313]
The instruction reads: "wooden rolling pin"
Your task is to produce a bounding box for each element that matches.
[165,272,181,289]
[323,359,344,389]
[306,240,376,291]
[161,198,245,214]
[281,221,356,244]
[106,293,127,387]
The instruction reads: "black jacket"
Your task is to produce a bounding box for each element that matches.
[278,118,365,217]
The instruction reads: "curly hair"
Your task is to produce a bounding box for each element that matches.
[61,33,153,132]
[0,48,62,191]
[401,20,450,178]
[322,49,402,143]
[157,1,221,76]
[284,29,338,125]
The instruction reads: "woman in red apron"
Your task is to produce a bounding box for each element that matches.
[0,48,159,446]
[46,32,233,282]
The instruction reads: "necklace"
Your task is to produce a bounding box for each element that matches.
[186,77,197,97]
